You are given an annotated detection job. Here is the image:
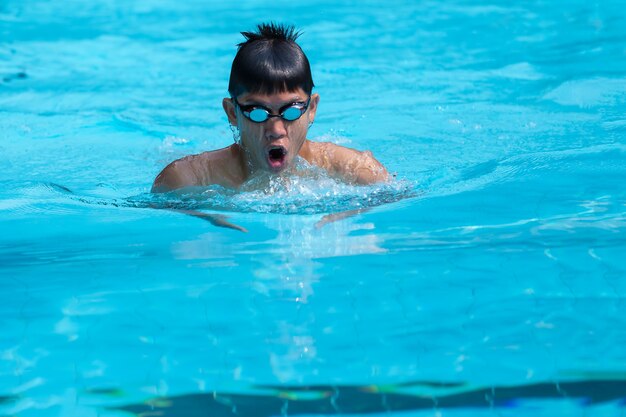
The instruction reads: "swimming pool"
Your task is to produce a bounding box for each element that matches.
[2,0,626,416]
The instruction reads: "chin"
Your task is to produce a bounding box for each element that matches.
[267,163,290,174]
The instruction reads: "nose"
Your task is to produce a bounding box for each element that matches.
[263,117,287,140]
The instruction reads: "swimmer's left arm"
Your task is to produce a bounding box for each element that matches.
[324,143,389,185]
[353,152,389,184]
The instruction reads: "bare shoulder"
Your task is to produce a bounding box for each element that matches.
[151,145,242,192]
[306,141,389,185]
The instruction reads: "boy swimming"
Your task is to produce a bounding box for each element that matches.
[152,23,388,193]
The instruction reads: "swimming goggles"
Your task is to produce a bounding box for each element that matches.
[232,96,311,123]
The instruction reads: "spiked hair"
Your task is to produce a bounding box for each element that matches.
[228,23,314,97]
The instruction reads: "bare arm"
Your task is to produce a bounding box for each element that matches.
[314,143,389,185]
[152,146,245,193]
[151,158,200,193]
[349,149,389,184]
[315,208,367,229]
[170,209,248,233]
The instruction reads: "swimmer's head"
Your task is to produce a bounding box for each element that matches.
[228,22,314,98]
[224,23,319,176]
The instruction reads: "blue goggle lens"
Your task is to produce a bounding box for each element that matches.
[248,108,271,123]
[282,106,303,121]
[234,97,311,123]
[247,106,304,123]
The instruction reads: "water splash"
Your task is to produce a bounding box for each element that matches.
[140,174,416,215]
[22,164,417,216]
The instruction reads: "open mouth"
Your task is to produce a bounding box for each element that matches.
[267,146,288,170]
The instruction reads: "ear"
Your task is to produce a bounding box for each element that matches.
[222,97,238,126]
[307,93,320,124]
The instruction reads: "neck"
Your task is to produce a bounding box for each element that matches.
[298,139,314,163]
[230,143,251,184]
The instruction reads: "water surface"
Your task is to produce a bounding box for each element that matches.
[1,1,626,416]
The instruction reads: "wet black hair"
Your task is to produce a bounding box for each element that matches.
[228,22,314,98]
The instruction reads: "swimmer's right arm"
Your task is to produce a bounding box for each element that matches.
[151,162,247,232]
[151,159,198,193]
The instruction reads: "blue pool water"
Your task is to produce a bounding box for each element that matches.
[2,1,626,416]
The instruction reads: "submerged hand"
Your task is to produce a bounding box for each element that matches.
[172,209,248,233]
[315,208,366,229]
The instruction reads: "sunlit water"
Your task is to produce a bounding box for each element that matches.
[2,1,626,416]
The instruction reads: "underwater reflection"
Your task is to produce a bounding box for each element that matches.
[172,211,386,263]
[173,213,385,383]
[113,378,626,416]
